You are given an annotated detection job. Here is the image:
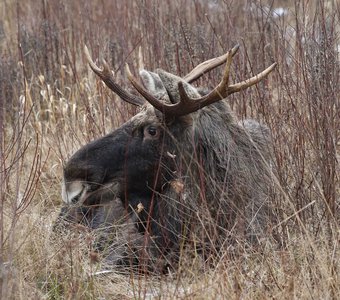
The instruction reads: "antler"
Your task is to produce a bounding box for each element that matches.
[84,45,144,106]
[184,51,230,84]
[126,45,277,117]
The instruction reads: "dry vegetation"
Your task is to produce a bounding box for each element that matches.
[0,0,339,299]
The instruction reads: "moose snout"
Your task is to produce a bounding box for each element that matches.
[61,180,90,204]
[62,153,111,204]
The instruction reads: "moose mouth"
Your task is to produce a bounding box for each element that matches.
[62,180,121,206]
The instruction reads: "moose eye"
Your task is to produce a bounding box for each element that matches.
[148,127,157,136]
[143,125,160,139]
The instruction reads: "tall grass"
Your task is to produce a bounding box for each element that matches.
[0,0,339,298]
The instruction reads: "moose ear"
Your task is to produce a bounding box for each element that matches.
[139,70,170,103]
[156,69,200,104]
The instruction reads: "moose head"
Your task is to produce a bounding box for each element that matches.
[59,45,277,270]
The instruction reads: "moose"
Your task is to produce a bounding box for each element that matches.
[57,44,278,272]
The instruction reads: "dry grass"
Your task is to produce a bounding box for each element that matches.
[0,0,339,298]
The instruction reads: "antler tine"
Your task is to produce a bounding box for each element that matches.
[228,62,277,93]
[184,44,240,84]
[84,45,144,106]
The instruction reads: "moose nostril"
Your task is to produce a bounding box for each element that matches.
[71,190,82,204]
